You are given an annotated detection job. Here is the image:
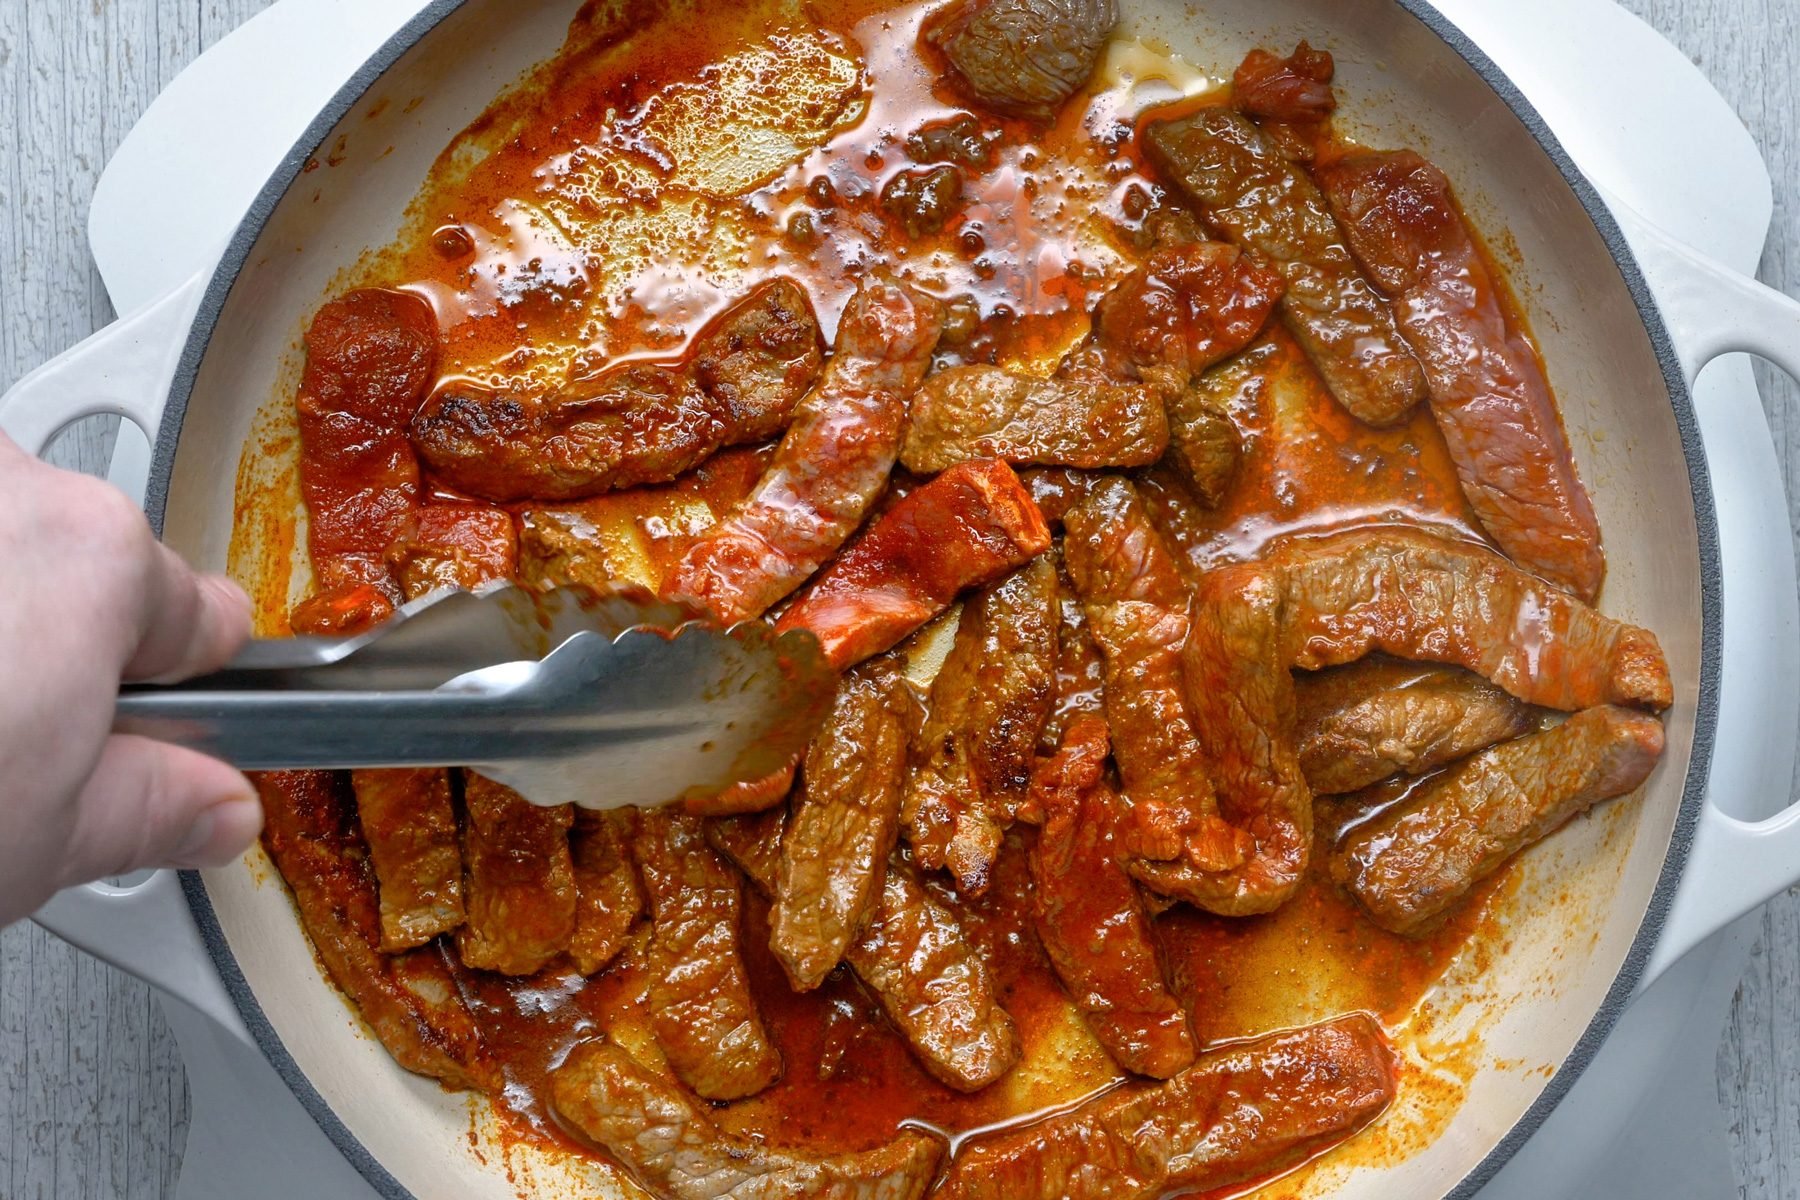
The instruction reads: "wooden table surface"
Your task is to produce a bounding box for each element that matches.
[1,0,1796,1196]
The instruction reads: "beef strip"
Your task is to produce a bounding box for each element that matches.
[1140,526,1671,914]
[1232,41,1337,163]
[1028,717,1196,1078]
[1295,658,1537,794]
[635,808,783,1100]
[903,557,1059,895]
[1164,357,1251,507]
[1036,552,1106,752]
[666,275,945,624]
[933,1014,1396,1199]
[350,769,464,953]
[1017,466,1104,527]
[456,774,577,976]
[384,505,518,600]
[774,458,1051,670]
[710,811,1020,1092]
[551,1040,942,1200]
[517,507,626,595]
[1060,478,1253,903]
[256,771,495,1089]
[773,658,918,990]
[899,366,1168,473]
[412,280,822,503]
[290,289,438,634]
[570,810,643,976]
[1333,705,1665,933]
[1144,108,1427,427]
[931,0,1118,120]
[1315,150,1606,599]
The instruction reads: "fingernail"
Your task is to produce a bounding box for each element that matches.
[169,797,264,869]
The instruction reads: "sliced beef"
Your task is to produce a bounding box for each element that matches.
[1163,359,1249,507]
[517,507,626,595]
[384,505,517,600]
[932,0,1118,120]
[1333,705,1665,933]
[667,275,945,624]
[569,810,643,976]
[551,1040,942,1200]
[774,458,1051,670]
[1233,41,1336,124]
[934,1014,1396,1199]
[256,771,495,1090]
[291,289,438,633]
[1028,717,1195,1078]
[1296,658,1537,795]
[773,658,918,990]
[900,367,1167,473]
[349,769,464,953]
[412,280,822,503]
[1144,108,1426,427]
[1036,552,1106,751]
[456,774,577,976]
[1316,150,1606,598]
[903,557,1059,895]
[1017,466,1105,528]
[635,809,783,1100]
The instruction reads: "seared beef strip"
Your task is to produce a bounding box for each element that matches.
[456,774,577,976]
[667,275,945,624]
[899,367,1168,473]
[775,458,1051,670]
[931,0,1118,120]
[412,280,822,503]
[636,809,783,1100]
[569,810,643,976]
[1163,357,1251,507]
[1295,658,1537,794]
[1233,41,1337,163]
[1036,553,1107,751]
[710,812,1021,1093]
[256,771,495,1089]
[1316,150,1606,598]
[350,769,464,953]
[290,289,438,633]
[1061,478,1252,901]
[384,505,517,600]
[1028,717,1196,1078]
[933,1014,1396,1199]
[1144,108,1427,427]
[773,657,918,990]
[1333,705,1665,933]
[551,1040,942,1200]
[903,557,1059,895]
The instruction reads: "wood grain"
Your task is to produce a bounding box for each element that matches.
[0,0,1796,1197]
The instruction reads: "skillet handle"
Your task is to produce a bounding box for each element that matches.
[1608,196,1800,986]
[0,266,211,459]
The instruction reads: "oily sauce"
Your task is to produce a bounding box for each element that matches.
[269,0,1551,1190]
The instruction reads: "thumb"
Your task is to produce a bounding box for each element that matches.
[60,736,264,887]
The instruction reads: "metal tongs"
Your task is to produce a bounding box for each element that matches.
[112,585,835,809]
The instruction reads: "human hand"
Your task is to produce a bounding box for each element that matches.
[0,432,260,925]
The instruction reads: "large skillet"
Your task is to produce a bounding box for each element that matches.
[6,0,1800,1196]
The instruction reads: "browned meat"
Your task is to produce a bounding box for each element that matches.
[1163,361,1248,507]
[773,658,918,991]
[412,280,822,503]
[1144,108,1427,427]
[904,557,1059,894]
[774,458,1052,670]
[1316,151,1606,598]
[900,367,1167,473]
[1036,553,1106,751]
[1296,658,1537,794]
[517,507,622,594]
[1017,467,1104,527]
[1028,717,1196,1078]
[350,769,464,953]
[456,774,576,976]
[1060,478,1252,902]
[932,0,1118,120]
[934,1014,1396,1199]
[667,275,945,624]
[551,1040,942,1200]
[256,771,495,1089]
[880,166,964,238]
[290,289,438,633]
[635,809,783,1100]
[385,505,517,600]
[711,812,1021,1093]
[905,114,1000,168]
[569,810,643,976]
[1333,706,1665,933]
[1234,41,1336,124]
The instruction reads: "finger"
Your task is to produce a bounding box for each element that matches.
[124,549,253,683]
[59,736,262,886]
